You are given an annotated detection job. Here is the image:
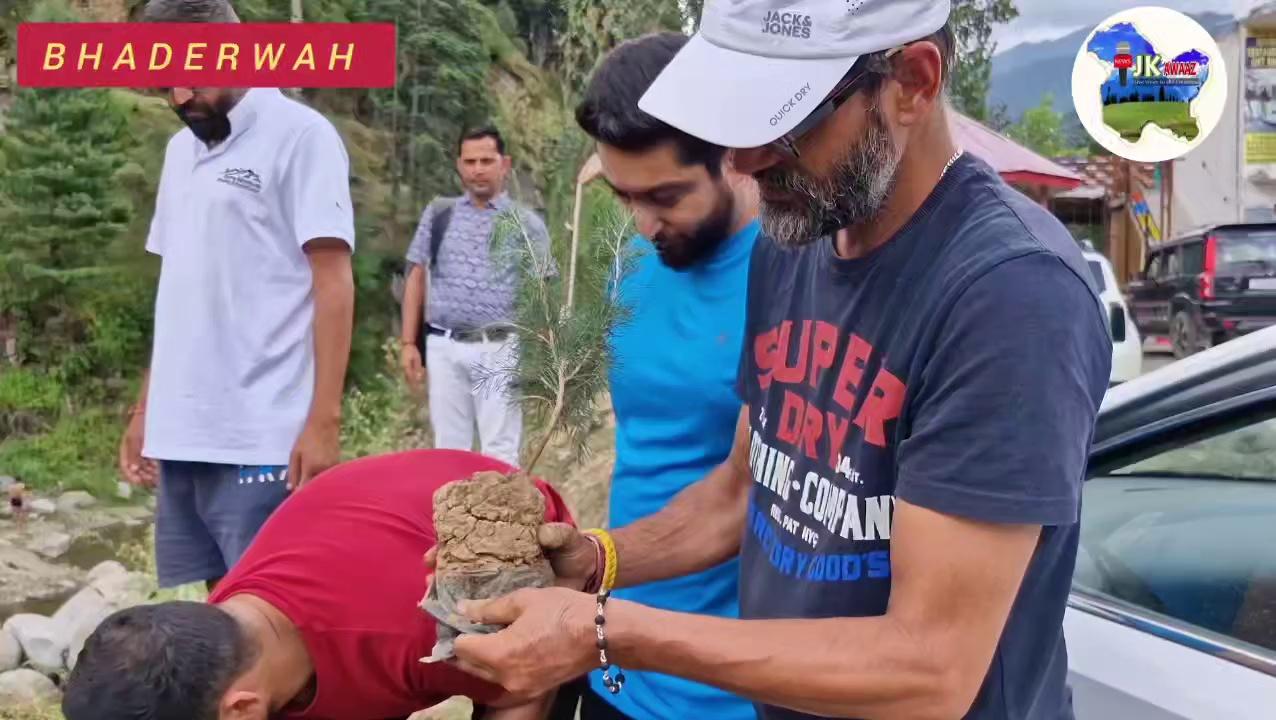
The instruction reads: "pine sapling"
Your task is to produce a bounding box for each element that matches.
[420,194,640,662]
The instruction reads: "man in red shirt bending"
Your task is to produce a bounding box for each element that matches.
[60,449,574,720]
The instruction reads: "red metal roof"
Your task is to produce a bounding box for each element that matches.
[951,112,1084,190]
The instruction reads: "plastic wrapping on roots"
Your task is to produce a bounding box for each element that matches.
[420,563,554,663]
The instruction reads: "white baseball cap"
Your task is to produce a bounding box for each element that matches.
[638,0,952,148]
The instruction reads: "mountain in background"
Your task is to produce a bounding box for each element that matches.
[989,10,1237,140]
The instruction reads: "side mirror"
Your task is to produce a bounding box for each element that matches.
[1108,303,1127,343]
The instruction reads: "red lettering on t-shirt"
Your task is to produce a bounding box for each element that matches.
[809,321,838,389]
[774,320,811,385]
[826,411,851,468]
[777,389,805,447]
[854,368,906,447]
[833,333,874,413]
[754,325,782,390]
[800,401,824,460]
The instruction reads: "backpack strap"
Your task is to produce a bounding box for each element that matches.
[429,198,456,270]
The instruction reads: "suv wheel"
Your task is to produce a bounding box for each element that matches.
[1171,310,1198,359]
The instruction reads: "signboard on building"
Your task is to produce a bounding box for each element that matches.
[1245,33,1276,162]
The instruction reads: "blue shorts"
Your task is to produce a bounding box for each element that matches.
[155,461,289,588]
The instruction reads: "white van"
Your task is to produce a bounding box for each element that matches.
[1082,245,1142,384]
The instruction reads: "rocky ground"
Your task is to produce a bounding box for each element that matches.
[0,400,618,719]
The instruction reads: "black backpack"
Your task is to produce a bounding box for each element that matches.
[427,197,456,270]
[403,197,455,357]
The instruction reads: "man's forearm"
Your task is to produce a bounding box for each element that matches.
[134,369,151,411]
[401,264,425,344]
[308,250,354,424]
[611,408,752,588]
[608,605,954,720]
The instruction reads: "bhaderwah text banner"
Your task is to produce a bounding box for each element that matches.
[17,23,397,87]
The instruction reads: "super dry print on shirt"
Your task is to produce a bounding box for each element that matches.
[745,319,901,585]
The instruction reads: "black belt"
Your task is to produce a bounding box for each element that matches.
[425,324,514,343]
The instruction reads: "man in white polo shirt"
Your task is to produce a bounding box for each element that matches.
[117,0,356,591]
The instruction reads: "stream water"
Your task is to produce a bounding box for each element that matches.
[0,520,151,619]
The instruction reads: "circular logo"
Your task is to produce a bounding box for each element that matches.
[1070,6,1227,162]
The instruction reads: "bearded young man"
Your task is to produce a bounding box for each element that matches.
[117,0,355,592]
[548,32,759,720]
[435,2,1113,720]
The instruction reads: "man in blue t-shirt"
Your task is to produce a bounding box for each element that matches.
[545,32,760,720]
[450,3,1112,720]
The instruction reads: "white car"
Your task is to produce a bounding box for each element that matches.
[1068,325,1276,717]
[1082,248,1142,384]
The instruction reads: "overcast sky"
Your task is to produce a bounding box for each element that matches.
[991,0,1263,54]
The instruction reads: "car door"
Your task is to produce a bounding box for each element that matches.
[1130,250,1166,336]
[1067,396,1276,718]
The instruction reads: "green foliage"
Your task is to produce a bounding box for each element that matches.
[559,0,684,91]
[0,705,63,720]
[0,81,145,380]
[948,0,1018,122]
[340,338,431,458]
[484,199,639,473]
[365,0,494,202]
[0,408,122,496]
[1005,93,1087,158]
[0,368,62,416]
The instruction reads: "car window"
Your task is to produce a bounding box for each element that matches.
[1165,247,1182,278]
[1181,242,1205,275]
[1217,230,1276,272]
[1145,253,1162,281]
[1086,260,1107,293]
[1076,415,1276,656]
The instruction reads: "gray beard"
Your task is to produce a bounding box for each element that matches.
[758,106,902,249]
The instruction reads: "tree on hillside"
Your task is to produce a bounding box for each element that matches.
[948,0,1019,123]
[559,0,685,90]
[1005,92,1084,159]
[362,0,493,221]
[0,84,134,372]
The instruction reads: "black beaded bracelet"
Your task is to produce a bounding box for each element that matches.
[594,589,625,694]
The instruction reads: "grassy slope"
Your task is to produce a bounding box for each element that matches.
[1102,101,1200,142]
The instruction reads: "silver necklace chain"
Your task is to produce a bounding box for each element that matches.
[942,148,963,178]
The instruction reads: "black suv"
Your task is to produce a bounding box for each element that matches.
[1128,223,1276,358]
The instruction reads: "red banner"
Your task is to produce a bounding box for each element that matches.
[16,22,397,88]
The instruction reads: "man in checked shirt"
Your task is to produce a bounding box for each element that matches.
[399,126,555,466]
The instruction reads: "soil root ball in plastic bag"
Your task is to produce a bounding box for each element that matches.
[420,471,554,662]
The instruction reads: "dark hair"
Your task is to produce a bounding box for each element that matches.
[141,0,238,22]
[458,126,506,156]
[62,602,258,720]
[575,32,728,175]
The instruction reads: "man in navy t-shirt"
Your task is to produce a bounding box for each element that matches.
[550,32,759,720]
[448,3,1112,719]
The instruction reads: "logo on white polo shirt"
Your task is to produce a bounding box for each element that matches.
[218,167,263,193]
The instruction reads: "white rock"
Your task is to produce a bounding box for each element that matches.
[90,570,154,608]
[115,481,133,500]
[52,586,115,673]
[28,531,72,559]
[85,560,127,587]
[0,476,14,492]
[52,587,109,634]
[1,615,66,675]
[56,490,96,513]
[28,499,56,516]
[0,668,60,707]
[65,604,115,672]
[0,629,20,673]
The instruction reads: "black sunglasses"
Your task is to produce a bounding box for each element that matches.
[769,46,904,160]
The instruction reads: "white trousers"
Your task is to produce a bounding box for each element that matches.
[425,333,523,467]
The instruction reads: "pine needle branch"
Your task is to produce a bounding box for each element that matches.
[473,199,641,476]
